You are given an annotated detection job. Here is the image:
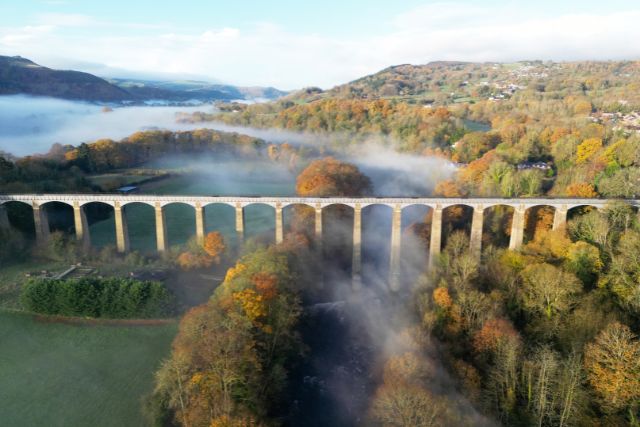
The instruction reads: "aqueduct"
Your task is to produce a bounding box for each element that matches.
[1,194,638,288]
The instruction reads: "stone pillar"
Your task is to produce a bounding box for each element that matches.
[429,205,443,268]
[155,202,168,252]
[0,204,10,230]
[352,204,362,285]
[553,204,568,231]
[470,204,484,260]
[195,202,206,245]
[235,203,245,246]
[73,201,90,248]
[315,204,324,288]
[275,203,284,244]
[389,204,402,291]
[114,201,129,253]
[32,201,50,243]
[509,205,526,250]
[315,204,323,243]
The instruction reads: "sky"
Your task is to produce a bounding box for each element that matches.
[1,0,640,90]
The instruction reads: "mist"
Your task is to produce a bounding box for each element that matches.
[0,95,216,156]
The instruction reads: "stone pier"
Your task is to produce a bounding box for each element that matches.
[73,201,90,248]
[235,203,245,246]
[509,205,526,250]
[429,205,443,268]
[114,201,129,253]
[0,204,10,230]
[352,204,362,286]
[389,204,402,290]
[553,204,568,231]
[470,205,484,260]
[195,202,206,245]
[275,203,284,244]
[315,203,323,247]
[155,202,168,252]
[32,201,50,243]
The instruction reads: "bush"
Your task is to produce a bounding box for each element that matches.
[21,277,175,318]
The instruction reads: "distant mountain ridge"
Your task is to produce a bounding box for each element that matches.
[0,55,288,103]
[0,55,130,101]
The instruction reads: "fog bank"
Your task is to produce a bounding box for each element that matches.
[0,95,215,156]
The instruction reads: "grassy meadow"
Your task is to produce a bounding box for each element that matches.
[0,310,176,427]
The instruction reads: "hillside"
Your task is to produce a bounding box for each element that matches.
[0,55,288,103]
[109,78,288,102]
[283,60,640,108]
[0,55,131,101]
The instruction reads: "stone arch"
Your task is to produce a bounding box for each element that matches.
[482,204,515,249]
[400,204,433,279]
[362,204,393,283]
[0,200,36,240]
[38,201,75,235]
[82,201,116,248]
[523,204,556,242]
[320,203,355,276]
[121,202,156,253]
[441,204,473,250]
[200,202,237,248]
[281,201,315,210]
[283,203,315,237]
[567,204,598,221]
[161,202,196,248]
[118,200,153,208]
[242,202,276,245]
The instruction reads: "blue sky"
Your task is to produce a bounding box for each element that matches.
[1,0,639,89]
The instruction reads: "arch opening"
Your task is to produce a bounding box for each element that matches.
[482,205,515,250]
[243,203,275,246]
[442,204,473,251]
[283,203,316,248]
[203,203,237,250]
[322,204,354,281]
[567,205,598,221]
[162,202,196,249]
[362,204,392,284]
[400,204,433,281]
[40,201,74,236]
[524,205,555,243]
[122,202,156,253]
[1,200,36,241]
[83,202,116,249]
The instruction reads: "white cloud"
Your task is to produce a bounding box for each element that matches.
[2,3,640,89]
[0,25,54,46]
[36,13,95,27]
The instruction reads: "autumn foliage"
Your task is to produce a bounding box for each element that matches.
[153,247,302,426]
[296,156,372,197]
[584,322,640,414]
[177,232,226,271]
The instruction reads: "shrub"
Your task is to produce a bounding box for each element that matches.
[21,277,175,318]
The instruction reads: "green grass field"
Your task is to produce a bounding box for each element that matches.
[0,310,177,427]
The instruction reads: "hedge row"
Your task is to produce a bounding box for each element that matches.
[21,277,175,318]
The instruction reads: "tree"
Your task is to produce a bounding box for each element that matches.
[565,182,598,198]
[369,352,457,426]
[203,231,226,263]
[519,263,581,319]
[576,138,602,164]
[584,322,640,414]
[601,230,640,315]
[598,167,640,198]
[295,156,372,196]
[176,251,214,270]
